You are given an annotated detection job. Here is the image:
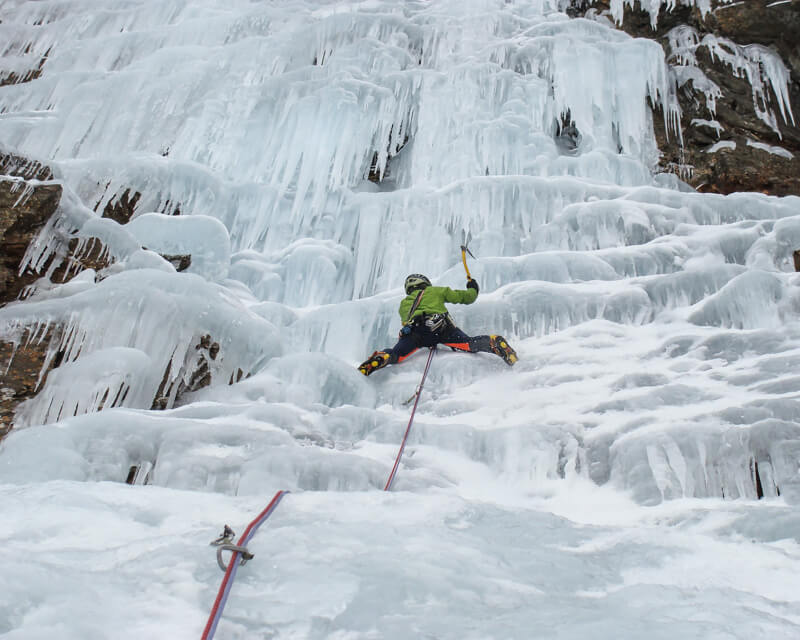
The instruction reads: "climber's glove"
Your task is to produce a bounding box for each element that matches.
[466,278,479,293]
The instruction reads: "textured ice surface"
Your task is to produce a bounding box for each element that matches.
[1,482,798,639]
[1,0,800,638]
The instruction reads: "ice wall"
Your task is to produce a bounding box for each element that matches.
[1,0,800,511]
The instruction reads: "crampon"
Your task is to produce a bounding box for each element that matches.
[358,350,391,376]
[490,335,517,366]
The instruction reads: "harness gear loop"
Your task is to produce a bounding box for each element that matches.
[423,313,448,332]
[216,544,255,572]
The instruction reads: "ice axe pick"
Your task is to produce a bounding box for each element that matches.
[460,237,476,281]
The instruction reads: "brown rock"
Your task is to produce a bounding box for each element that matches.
[0,178,63,307]
[0,153,213,434]
[151,334,226,410]
[0,48,49,87]
[571,0,800,195]
[99,187,142,225]
[705,0,800,86]
[0,152,54,181]
[0,326,62,437]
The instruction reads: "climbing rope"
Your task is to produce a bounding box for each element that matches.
[384,346,436,491]
[201,489,290,640]
[202,347,435,636]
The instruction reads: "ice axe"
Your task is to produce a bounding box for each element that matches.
[460,230,476,281]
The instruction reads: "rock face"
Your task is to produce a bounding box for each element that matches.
[0,327,61,438]
[0,170,62,309]
[571,0,800,195]
[0,153,116,307]
[0,154,211,437]
[0,156,61,436]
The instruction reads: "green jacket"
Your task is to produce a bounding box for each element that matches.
[398,285,477,323]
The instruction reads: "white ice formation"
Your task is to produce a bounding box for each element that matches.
[1,1,800,638]
[589,2,796,140]
[664,24,795,137]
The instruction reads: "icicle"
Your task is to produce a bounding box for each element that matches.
[0,268,283,426]
[667,26,796,138]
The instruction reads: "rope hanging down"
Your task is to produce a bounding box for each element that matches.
[384,346,436,491]
[202,348,434,635]
[201,490,290,640]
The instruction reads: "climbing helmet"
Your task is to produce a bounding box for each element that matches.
[404,273,431,295]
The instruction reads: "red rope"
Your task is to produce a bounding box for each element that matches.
[201,490,289,640]
[384,347,436,491]
[202,346,436,635]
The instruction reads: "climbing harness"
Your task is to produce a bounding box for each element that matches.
[201,490,290,640]
[385,346,436,491]
[423,313,448,332]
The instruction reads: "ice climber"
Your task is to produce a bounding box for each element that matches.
[358,274,518,375]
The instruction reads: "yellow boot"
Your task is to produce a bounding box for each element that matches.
[358,351,391,376]
[490,335,517,366]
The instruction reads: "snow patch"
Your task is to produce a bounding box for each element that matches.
[746,138,795,159]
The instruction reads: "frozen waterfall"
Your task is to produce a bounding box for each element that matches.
[1,1,799,638]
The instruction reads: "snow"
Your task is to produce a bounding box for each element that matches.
[704,140,736,153]
[747,138,795,160]
[1,0,800,638]
[2,481,798,639]
[127,213,232,281]
[604,1,753,31]
[691,118,723,137]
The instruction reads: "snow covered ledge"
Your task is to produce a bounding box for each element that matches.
[0,174,281,432]
[0,268,284,428]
